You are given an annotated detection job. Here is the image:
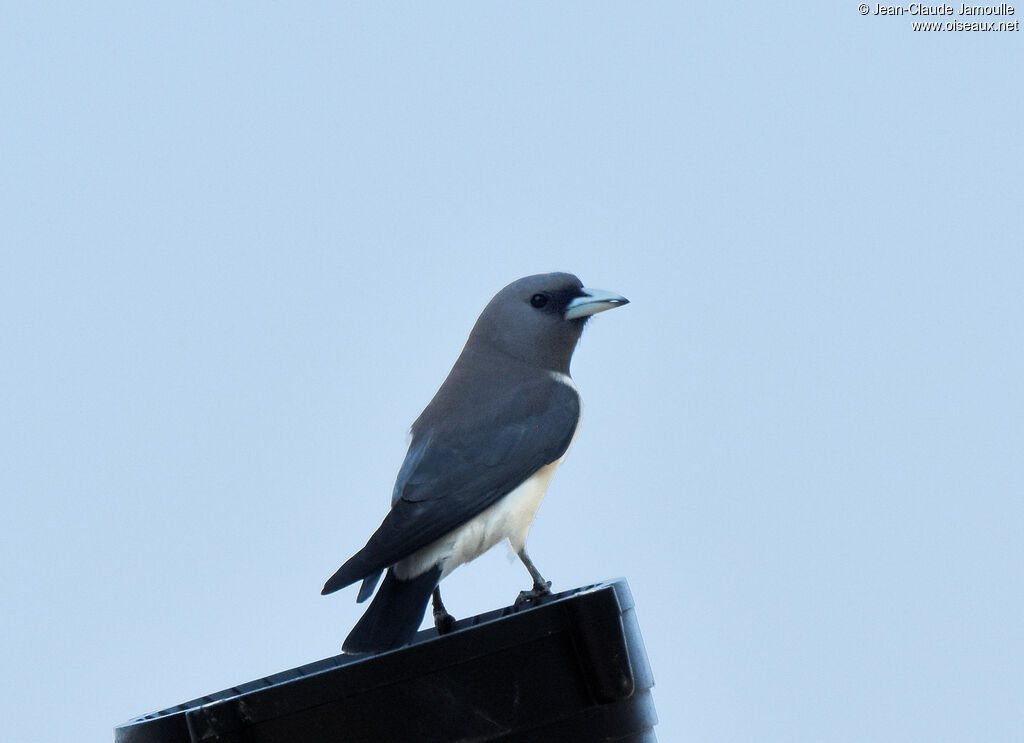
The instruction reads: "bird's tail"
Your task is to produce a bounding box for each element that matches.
[342,565,441,654]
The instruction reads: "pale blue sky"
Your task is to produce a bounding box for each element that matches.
[2,4,1021,741]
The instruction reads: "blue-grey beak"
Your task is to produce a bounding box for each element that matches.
[564,287,630,320]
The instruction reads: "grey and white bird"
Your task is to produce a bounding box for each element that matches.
[322,272,628,654]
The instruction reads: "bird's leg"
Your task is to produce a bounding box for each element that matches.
[514,549,552,607]
[432,586,454,635]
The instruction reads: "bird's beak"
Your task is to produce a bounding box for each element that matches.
[564,288,630,320]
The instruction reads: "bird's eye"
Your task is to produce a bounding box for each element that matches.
[530,293,549,309]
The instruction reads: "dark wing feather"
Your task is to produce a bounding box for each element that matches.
[322,378,579,595]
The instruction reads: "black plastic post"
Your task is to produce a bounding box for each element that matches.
[115,578,657,742]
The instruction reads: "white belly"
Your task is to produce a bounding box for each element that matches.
[393,461,560,581]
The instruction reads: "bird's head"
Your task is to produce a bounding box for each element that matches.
[465,272,629,374]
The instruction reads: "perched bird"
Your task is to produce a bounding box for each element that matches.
[322,272,628,654]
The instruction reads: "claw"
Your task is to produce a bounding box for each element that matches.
[431,586,455,634]
[514,579,552,609]
[433,607,454,635]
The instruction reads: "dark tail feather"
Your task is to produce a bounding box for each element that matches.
[342,566,441,654]
[322,553,374,595]
[356,570,383,603]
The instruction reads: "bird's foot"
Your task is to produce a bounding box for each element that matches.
[514,580,552,609]
[431,586,455,635]
[433,607,455,635]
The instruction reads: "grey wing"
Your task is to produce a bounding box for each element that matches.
[321,379,579,595]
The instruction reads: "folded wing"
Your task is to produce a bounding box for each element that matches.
[322,377,580,595]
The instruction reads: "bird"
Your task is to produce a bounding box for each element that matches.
[322,272,628,654]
